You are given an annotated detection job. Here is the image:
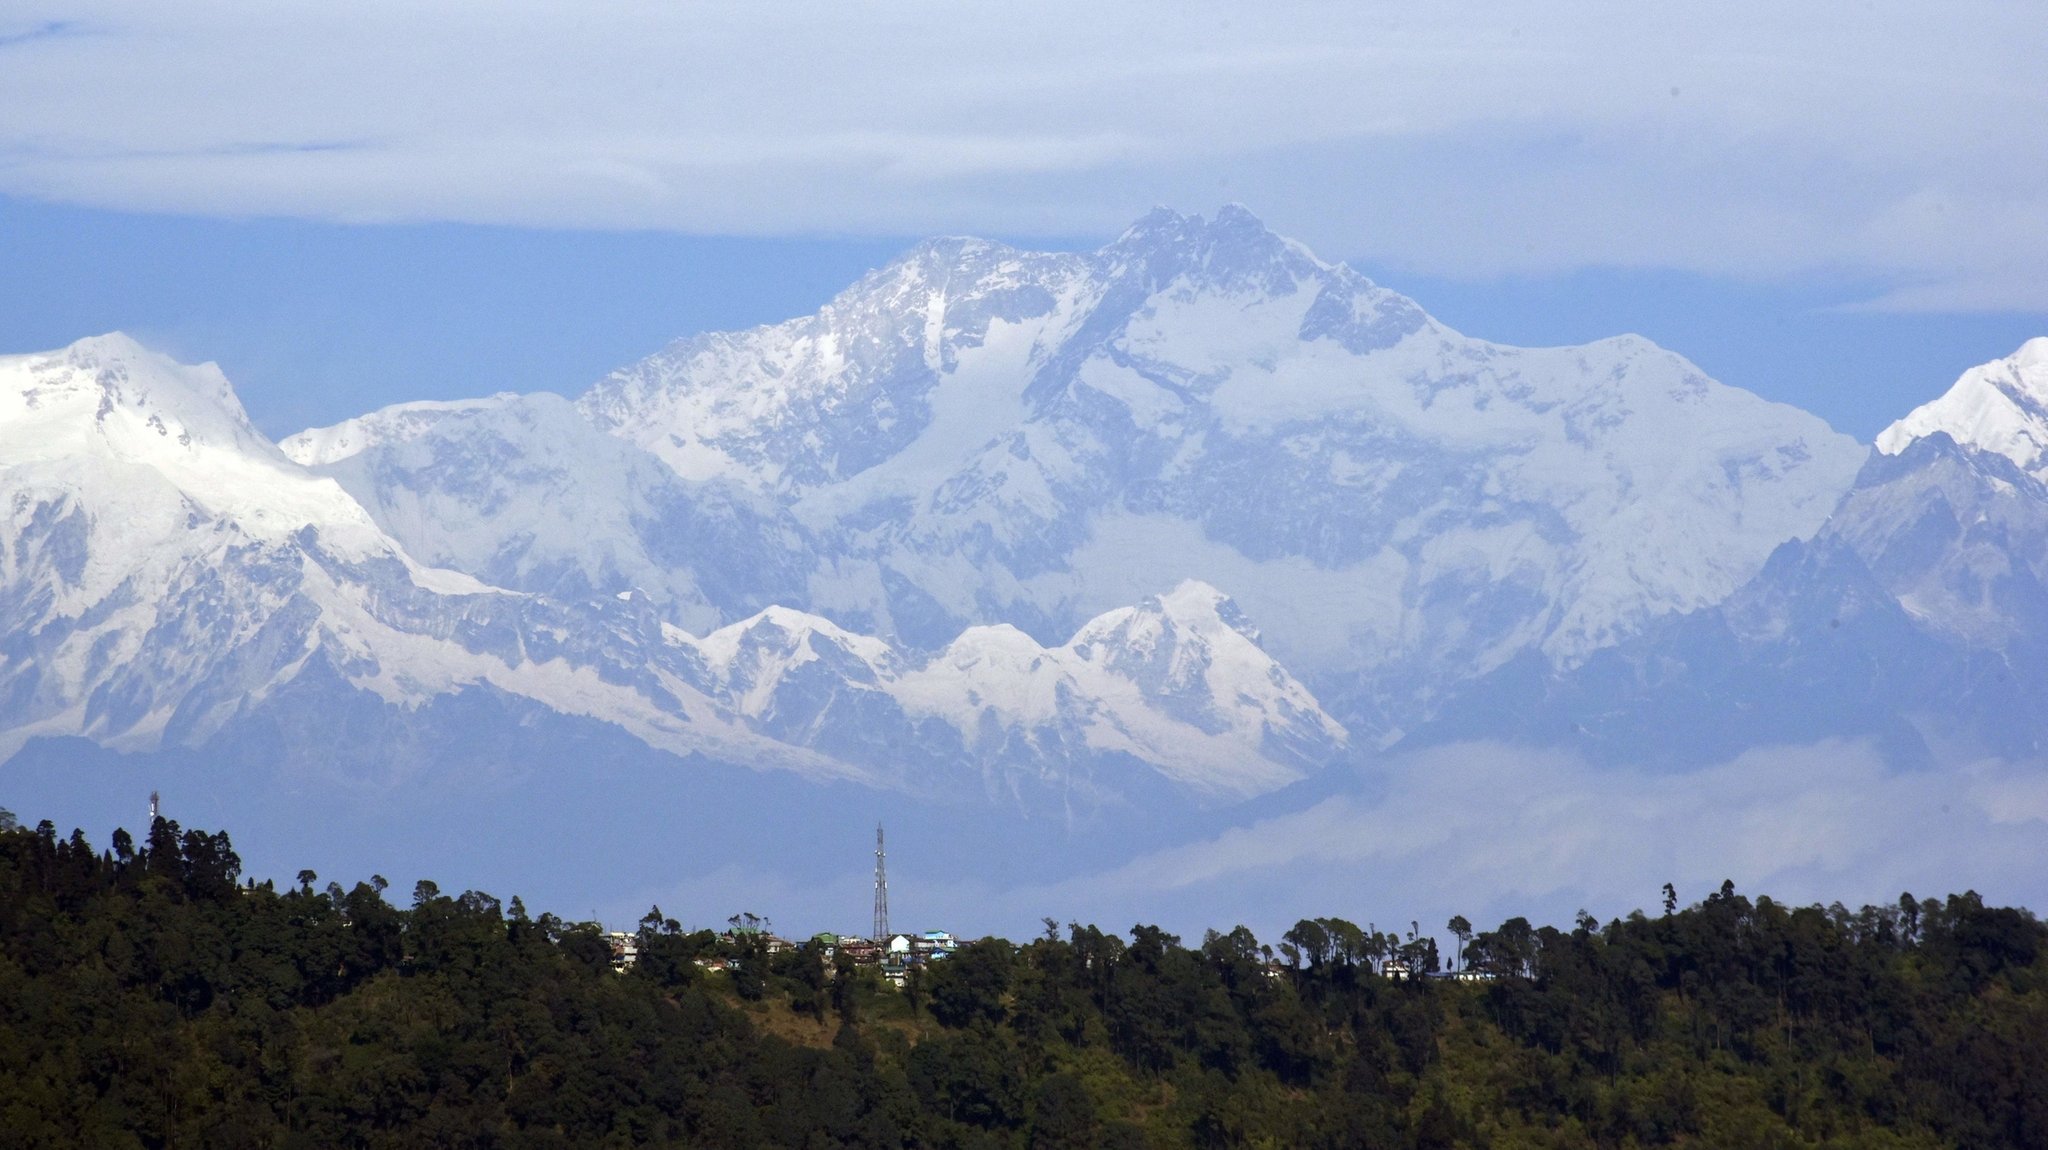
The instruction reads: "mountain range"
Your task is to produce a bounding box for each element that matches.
[1423,337,2048,769]
[3,207,2044,836]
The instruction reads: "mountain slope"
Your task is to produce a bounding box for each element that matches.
[281,393,815,633]
[2,336,1338,803]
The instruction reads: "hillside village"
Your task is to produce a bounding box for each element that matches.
[605,925,960,986]
[602,922,1497,987]
[598,824,1494,988]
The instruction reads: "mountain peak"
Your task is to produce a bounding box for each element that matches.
[1144,579,1262,645]
[1104,205,1323,295]
[1114,202,1273,242]
[1876,337,2048,477]
[0,334,442,570]
[65,330,153,362]
[0,332,268,464]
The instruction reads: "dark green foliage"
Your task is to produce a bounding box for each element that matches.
[1026,1073,1097,1150]
[925,938,1013,1029]
[772,938,831,1021]
[0,818,917,1148]
[632,906,711,992]
[909,1026,1027,1129]
[2,817,2045,1148]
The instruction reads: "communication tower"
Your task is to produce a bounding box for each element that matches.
[872,824,889,943]
[149,791,160,824]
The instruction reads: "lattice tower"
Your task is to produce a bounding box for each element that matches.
[873,824,889,943]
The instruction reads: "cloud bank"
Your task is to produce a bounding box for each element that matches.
[869,740,2048,946]
[3,2,2044,309]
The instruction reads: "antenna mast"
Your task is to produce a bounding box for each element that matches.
[148,791,160,824]
[873,824,889,943]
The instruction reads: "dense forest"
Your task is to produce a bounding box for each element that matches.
[0,809,2044,1148]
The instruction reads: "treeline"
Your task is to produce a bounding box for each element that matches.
[0,811,2044,1148]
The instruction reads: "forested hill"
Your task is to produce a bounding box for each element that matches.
[1,812,2044,1148]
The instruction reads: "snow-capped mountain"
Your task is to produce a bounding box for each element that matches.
[0,335,849,781]
[1875,338,2048,478]
[690,581,1343,801]
[315,207,1865,743]
[1854,338,2048,649]
[14,210,2048,946]
[1424,340,2048,766]
[20,207,1981,820]
[0,335,1339,802]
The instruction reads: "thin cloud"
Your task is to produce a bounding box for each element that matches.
[979,740,2048,942]
[0,19,84,50]
[2,1,2043,308]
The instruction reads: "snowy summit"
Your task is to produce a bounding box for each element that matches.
[1876,337,2048,478]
